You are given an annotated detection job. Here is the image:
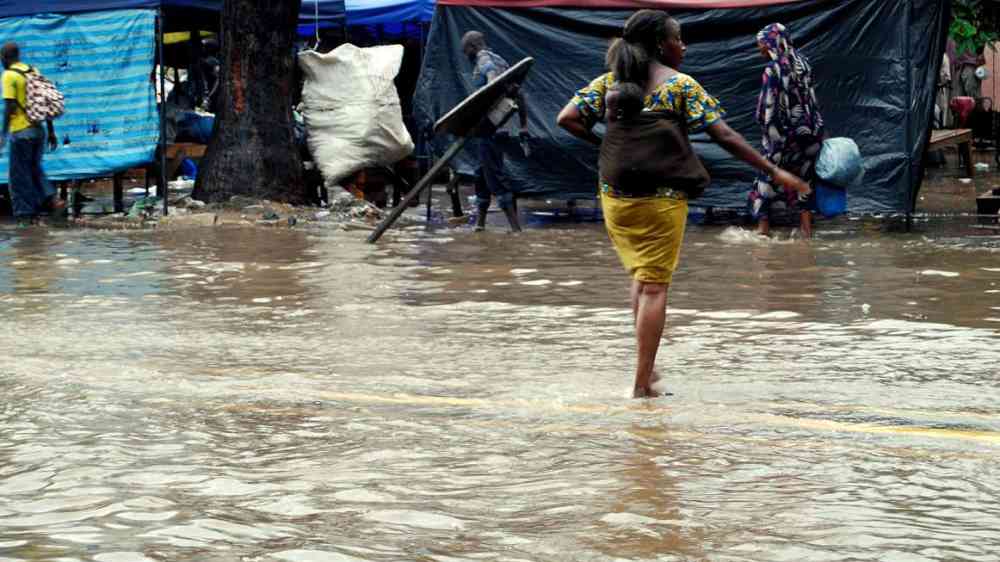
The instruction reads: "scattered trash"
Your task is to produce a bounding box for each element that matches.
[976,163,991,172]
[173,196,206,209]
[329,187,358,211]
[127,197,162,219]
[168,179,195,191]
[959,178,973,184]
[229,195,259,209]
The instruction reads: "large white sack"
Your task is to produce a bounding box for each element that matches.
[298,44,414,185]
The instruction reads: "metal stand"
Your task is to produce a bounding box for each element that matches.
[426,173,433,222]
[113,172,124,213]
[368,106,516,243]
[368,57,533,243]
[367,135,473,243]
[446,169,464,218]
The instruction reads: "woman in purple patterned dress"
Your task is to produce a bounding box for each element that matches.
[749,23,825,238]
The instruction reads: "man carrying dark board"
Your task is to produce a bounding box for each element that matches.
[461,31,528,232]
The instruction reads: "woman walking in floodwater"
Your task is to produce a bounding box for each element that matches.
[556,10,810,397]
[749,23,825,238]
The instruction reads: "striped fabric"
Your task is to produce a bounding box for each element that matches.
[0,9,158,182]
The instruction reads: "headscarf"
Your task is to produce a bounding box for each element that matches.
[755,23,823,141]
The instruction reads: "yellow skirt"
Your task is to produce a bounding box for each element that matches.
[601,192,688,284]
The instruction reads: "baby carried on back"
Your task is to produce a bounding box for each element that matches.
[600,81,709,200]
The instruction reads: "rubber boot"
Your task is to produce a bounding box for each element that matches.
[475,202,490,231]
[502,205,522,233]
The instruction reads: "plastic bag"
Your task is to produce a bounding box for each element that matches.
[816,137,864,188]
[298,44,414,186]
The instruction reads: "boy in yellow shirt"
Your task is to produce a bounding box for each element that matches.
[1,42,62,225]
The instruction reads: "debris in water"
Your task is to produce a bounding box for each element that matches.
[920,270,960,278]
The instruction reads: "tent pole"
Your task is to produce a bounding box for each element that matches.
[158,8,169,217]
[904,0,914,231]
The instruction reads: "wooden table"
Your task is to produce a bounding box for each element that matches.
[54,143,209,216]
[929,129,974,178]
[109,143,208,213]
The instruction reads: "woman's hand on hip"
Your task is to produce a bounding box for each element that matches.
[557,102,601,146]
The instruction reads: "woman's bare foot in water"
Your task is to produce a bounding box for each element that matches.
[633,368,662,398]
[633,385,663,398]
[638,370,673,398]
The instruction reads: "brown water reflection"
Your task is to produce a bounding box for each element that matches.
[0,219,999,561]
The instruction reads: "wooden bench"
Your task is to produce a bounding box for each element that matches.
[929,129,974,178]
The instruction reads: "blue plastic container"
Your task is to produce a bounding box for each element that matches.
[816,181,847,218]
[180,158,198,180]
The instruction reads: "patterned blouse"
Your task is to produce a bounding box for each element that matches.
[570,72,726,132]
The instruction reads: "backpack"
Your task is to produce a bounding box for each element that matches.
[10,66,65,123]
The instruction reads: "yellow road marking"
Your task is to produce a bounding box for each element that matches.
[227,389,1000,445]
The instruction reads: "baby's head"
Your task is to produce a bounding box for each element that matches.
[607,82,644,122]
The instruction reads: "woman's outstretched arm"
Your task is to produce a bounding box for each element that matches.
[706,119,811,195]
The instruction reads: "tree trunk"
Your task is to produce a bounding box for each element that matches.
[193,0,305,204]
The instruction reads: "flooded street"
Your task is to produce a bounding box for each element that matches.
[1,218,999,561]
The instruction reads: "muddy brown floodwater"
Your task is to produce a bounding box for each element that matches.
[1,217,999,561]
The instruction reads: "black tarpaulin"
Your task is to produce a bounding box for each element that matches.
[413,0,951,213]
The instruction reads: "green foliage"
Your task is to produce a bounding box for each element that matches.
[950,0,998,56]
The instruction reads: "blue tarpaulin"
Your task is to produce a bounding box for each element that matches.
[298,0,349,36]
[415,0,951,213]
[0,10,160,181]
[0,1,219,17]
[345,0,434,25]
[297,0,349,27]
[0,0,348,27]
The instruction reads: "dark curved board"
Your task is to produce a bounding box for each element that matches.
[433,57,534,138]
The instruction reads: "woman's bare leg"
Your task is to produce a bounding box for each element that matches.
[631,279,661,388]
[757,217,770,236]
[799,210,813,238]
[630,279,641,323]
[633,281,668,398]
